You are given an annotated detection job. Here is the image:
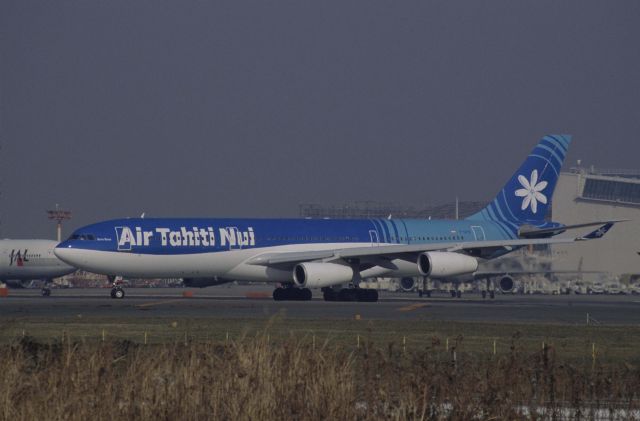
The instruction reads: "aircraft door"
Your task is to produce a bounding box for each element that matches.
[369,230,380,246]
[471,226,486,241]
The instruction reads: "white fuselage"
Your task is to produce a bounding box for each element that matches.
[0,240,76,281]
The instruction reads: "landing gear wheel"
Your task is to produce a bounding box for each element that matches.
[456,290,462,299]
[322,288,377,302]
[370,289,379,302]
[41,288,51,297]
[338,288,357,302]
[418,290,423,297]
[489,290,495,299]
[481,290,487,299]
[111,287,125,299]
[450,290,456,298]
[335,288,379,302]
[301,288,312,301]
[323,289,337,301]
[357,288,378,302]
[273,288,285,301]
[426,290,431,298]
[273,287,312,301]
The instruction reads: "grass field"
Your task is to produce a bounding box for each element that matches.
[2,325,640,420]
[2,314,640,419]
[2,313,640,364]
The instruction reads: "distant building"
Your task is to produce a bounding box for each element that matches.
[552,167,640,281]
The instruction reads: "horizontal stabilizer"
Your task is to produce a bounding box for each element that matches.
[578,222,616,240]
[518,219,628,238]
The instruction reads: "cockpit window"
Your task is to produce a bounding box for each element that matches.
[68,234,96,241]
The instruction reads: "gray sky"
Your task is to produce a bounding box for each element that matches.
[2,1,640,239]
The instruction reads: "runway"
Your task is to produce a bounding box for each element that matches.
[3,286,640,325]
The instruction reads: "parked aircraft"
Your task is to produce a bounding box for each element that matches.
[1,239,76,295]
[55,135,617,301]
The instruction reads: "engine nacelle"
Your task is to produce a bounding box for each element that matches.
[182,277,233,288]
[399,277,417,292]
[293,262,354,288]
[417,252,479,278]
[498,276,515,293]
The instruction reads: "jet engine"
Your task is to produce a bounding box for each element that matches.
[399,277,417,292]
[293,262,354,288]
[182,277,234,288]
[498,275,515,293]
[417,252,479,278]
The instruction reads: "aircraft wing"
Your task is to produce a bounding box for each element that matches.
[247,223,616,268]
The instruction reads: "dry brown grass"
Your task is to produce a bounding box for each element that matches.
[1,331,639,421]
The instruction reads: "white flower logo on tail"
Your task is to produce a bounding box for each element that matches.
[515,169,548,214]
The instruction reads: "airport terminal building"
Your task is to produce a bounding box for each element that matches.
[552,168,640,282]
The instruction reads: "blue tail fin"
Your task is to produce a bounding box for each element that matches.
[467,134,572,231]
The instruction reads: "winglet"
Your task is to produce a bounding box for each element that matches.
[579,222,615,241]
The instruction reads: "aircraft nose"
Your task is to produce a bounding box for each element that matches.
[54,244,82,266]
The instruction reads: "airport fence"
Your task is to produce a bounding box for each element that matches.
[4,318,637,367]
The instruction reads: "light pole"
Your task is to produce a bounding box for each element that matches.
[47,204,72,242]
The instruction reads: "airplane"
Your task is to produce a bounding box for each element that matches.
[0,239,76,295]
[54,134,618,301]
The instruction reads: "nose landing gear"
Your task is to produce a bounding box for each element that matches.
[110,286,125,299]
[108,276,126,299]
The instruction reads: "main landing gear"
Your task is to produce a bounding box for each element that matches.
[481,290,495,299]
[418,277,432,298]
[322,287,378,302]
[272,285,379,302]
[481,278,496,299]
[273,287,312,301]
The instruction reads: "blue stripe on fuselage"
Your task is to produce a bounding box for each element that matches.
[378,219,392,244]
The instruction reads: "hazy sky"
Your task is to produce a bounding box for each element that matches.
[2,1,639,239]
